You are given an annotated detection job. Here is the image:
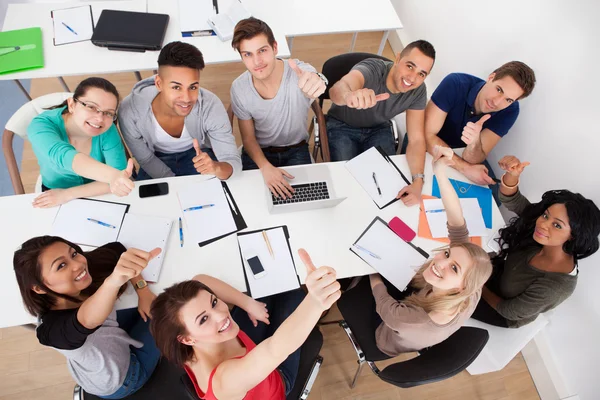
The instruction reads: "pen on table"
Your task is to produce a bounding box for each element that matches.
[353,244,381,260]
[179,217,184,247]
[224,189,238,215]
[183,204,215,212]
[262,230,274,259]
[62,22,78,35]
[426,208,446,214]
[87,218,116,229]
[372,172,382,196]
[212,0,219,14]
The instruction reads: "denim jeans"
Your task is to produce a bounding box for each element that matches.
[100,308,161,399]
[326,116,395,161]
[230,288,306,395]
[241,143,312,170]
[136,147,218,181]
[401,134,501,205]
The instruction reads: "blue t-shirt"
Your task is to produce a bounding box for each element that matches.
[431,73,519,148]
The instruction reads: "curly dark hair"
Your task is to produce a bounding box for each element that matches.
[158,41,205,70]
[496,190,600,262]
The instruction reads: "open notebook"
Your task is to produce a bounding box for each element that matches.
[351,217,428,291]
[117,214,172,282]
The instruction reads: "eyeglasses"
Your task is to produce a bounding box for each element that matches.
[74,98,117,121]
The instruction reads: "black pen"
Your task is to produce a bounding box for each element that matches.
[372,172,382,196]
[212,0,219,14]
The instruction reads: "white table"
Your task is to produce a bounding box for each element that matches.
[0,154,504,328]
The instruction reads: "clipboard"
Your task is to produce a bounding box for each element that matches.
[237,225,300,299]
[197,181,247,247]
[345,146,411,209]
[50,5,95,46]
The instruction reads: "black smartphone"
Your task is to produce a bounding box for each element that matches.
[139,182,169,198]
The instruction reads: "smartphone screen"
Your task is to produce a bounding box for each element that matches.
[247,256,265,275]
[139,182,169,198]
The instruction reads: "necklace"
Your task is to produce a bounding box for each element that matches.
[451,180,472,194]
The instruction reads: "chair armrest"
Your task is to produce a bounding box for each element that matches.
[311,102,329,162]
[2,129,25,195]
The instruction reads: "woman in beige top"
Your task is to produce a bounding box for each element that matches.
[369,146,493,356]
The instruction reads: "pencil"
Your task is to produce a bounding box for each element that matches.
[262,230,274,259]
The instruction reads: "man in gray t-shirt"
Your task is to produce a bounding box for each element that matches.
[327,40,436,207]
[230,18,327,199]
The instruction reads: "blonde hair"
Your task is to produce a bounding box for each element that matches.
[403,243,492,315]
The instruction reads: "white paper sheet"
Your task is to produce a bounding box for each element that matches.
[117,214,173,282]
[238,227,300,299]
[178,0,215,32]
[178,178,237,245]
[51,5,94,46]
[345,147,408,208]
[51,199,128,247]
[423,198,488,239]
[353,219,426,291]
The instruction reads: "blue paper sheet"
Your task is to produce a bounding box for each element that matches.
[432,176,492,229]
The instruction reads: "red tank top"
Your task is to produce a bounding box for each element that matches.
[184,330,286,400]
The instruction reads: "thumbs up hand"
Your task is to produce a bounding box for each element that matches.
[461,114,491,146]
[299,248,341,311]
[192,138,218,176]
[344,88,390,110]
[288,59,326,100]
[110,158,135,197]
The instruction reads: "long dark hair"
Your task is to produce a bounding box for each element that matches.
[47,77,120,113]
[497,190,600,261]
[13,236,127,316]
[150,280,215,367]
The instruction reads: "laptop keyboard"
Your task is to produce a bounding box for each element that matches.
[272,182,330,205]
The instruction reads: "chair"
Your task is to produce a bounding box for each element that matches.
[314,52,403,160]
[328,277,489,389]
[75,327,324,400]
[2,92,71,195]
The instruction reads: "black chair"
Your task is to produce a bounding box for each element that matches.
[312,52,402,160]
[75,327,324,400]
[328,277,489,389]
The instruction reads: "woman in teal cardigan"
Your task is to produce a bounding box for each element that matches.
[28,77,134,208]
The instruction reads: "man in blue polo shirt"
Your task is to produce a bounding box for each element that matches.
[423,61,535,189]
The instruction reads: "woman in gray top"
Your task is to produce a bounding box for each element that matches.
[13,237,162,398]
[473,155,600,328]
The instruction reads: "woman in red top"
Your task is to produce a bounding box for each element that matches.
[150,249,340,400]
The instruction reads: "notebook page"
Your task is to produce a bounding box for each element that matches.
[52,5,94,45]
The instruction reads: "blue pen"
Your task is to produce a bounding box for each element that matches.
[87,218,116,229]
[183,204,215,212]
[179,217,184,247]
[426,209,446,214]
[62,22,78,35]
[353,244,382,260]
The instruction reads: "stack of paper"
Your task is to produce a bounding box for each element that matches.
[423,198,488,239]
[117,214,173,282]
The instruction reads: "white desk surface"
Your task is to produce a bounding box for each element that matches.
[0,154,504,328]
[0,0,290,81]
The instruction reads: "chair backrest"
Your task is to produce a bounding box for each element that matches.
[377,326,489,388]
[5,92,72,139]
[320,52,392,105]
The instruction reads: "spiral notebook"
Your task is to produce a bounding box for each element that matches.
[117,214,173,282]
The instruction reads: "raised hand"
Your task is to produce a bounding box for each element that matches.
[261,164,295,199]
[461,114,491,146]
[110,158,135,197]
[343,88,390,110]
[192,138,218,175]
[288,59,326,100]
[298,248,341,311]
[498,155,530,177]
[106,247,161,288]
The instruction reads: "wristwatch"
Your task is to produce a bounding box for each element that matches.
[134,279,148,290]
[316,72,329,87]
[412,173,425,183]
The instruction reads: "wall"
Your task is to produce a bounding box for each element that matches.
[389,0,600,399]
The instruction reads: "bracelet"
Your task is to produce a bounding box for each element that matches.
[501,173,519,189]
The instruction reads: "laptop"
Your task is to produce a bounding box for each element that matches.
[91,10,169,52]
[267,164,347,214]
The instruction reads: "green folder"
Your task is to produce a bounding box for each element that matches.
[0,27,44,75]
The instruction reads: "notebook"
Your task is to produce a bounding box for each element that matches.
[51,198,129,247]
[0,28,44,75]
[117,214,172,282]
[345,146,410,209]
[237,226,300,299]
[432,176,493,229]
[423,198,488,239]
[51,5,94,46]
[351,217,428,291]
